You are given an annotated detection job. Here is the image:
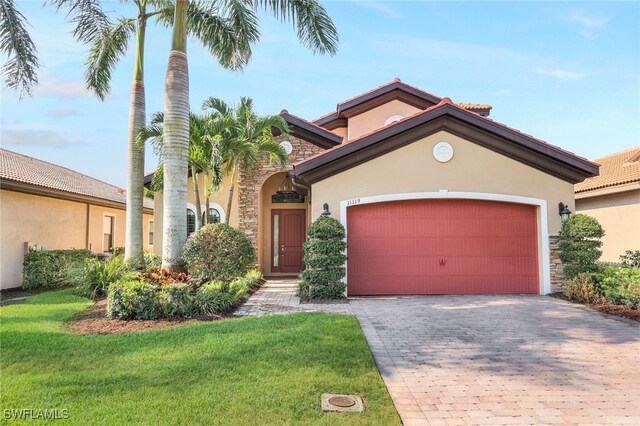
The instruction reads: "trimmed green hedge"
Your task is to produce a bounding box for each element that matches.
[22,249,93,289]
[300,216,346,300]
[559,214,605,279]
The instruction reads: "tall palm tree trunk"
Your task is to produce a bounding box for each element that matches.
[226,165,238,220]
[162,0,189,270]
[191,167,202,229]
[125,16,146,269]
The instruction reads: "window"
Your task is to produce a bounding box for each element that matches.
[103,215,115,252]
[148,220,154,245]
[202,208,221,225]
[187,209,196,236]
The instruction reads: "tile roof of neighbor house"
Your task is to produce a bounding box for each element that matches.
[575,147,640,193]
[0,148,154,210]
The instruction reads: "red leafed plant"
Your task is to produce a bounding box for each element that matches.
[141,268,192,286]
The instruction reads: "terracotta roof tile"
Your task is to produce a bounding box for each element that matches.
[575,147,640,193]
[0,148,154,209]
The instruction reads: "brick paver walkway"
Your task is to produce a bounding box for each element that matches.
[238,279,640,425]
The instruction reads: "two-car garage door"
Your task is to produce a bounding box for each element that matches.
[347,199,539,295]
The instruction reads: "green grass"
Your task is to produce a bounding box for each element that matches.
[0,290,399,425]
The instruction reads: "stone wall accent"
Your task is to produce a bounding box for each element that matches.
[549,235,565,293]
[236,136,326,250]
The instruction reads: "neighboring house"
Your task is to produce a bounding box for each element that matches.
[0,149,154,289]
[151,79,598,295]
[575,147,640,262]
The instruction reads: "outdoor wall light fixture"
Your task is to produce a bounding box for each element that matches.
[558,202,572,222]
[322,203,331,216]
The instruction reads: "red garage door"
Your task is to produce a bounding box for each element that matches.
[347,199,539,295]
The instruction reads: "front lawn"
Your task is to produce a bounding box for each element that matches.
[1,290,399,425]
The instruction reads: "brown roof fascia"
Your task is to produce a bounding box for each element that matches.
[2,179,154,214]
[293,105,599,185]
[280,112,342,148]
[337,81,441,114]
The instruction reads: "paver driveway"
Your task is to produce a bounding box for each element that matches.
[238,281,640,425]
[352,295,640,425]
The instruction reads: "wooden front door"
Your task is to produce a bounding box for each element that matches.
[271,209,306,274]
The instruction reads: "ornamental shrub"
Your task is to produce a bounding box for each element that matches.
[620,250,640,268]
[599,266,640,309]
[107,279,160,320]
[193,282,237,315]
[160,283,193,318]
[183,224,256,282]
[559,214,605,279]
[23,249,93,289]
[563,274,603,305]
[71,255,137,299]
[300,216,346,300]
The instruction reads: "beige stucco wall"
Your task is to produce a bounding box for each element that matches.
[576,189,640,262]
[311,130,575,235]
[0,189,153,289]
[258,171,309,275]
[152,172,236,255]
[347,100,421,140]
[331,127,348,139]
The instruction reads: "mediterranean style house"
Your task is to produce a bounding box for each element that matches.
[0,149,154,289]
[575,147,640,262]
[150,79,599,295]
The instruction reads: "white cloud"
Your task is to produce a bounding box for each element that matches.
[34,79,93,99]
[569,10,610,39]
[354,1,402,19]
[536,67,586,81]
[46,108,80,118]
[1,129,85,148]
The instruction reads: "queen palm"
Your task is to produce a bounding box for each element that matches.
[161,0,338,269]
[203,97,290,216]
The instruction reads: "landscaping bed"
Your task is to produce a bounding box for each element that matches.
[550,292,640,322]
[1,290,400,425]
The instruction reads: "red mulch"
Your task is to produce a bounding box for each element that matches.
[66,278,266,335]
[549,293,640,322]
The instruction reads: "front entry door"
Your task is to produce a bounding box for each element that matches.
[271,209,306,273]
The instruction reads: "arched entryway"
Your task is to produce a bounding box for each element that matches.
[258,171,309,277]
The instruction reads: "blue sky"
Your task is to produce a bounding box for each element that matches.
[2,1,639,188]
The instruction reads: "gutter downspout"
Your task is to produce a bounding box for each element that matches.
[86,203,91,252]
[291,175,312,227]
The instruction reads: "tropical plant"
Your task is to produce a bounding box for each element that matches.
[202,97,289,215]
[138,110,232,229]
[620,250,640,268]
[160,0,338,270]
[559,214,605,279]
[71,256,138,299]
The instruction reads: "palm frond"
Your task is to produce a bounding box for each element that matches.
[47,0,110,44]
[150,162,165,191]
[85,17,135,100]
[202,97,231,116]
[154,0,256,70]
[255,0,338,55]
[0,0,39,98]
[137,112,165,155]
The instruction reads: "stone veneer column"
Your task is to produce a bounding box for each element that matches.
[548,235,565,293]
[236,136,326,251]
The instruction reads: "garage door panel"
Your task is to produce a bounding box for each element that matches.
[347,199,539,295]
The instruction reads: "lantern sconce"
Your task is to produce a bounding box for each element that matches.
[322,203,331,216]
[558,202,572,222]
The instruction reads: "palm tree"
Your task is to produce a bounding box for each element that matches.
[161,0,338,269]
[137,110,231,229]
[203,97,289,216]
[47,0,260,268]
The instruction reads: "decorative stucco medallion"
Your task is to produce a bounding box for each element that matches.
[433,142,454,163]
[279,141,293,155]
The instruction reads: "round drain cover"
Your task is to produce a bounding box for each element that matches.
[328,396,356,408]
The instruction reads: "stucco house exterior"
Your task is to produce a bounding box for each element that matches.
[151,79,598,295]
[0,149,154,289]
[575,147,640,262]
